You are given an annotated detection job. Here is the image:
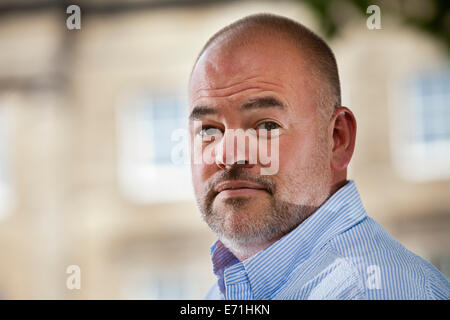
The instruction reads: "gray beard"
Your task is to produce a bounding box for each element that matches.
[203,196,318,248]
[197,167,321,248]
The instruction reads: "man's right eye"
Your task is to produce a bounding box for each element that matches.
[198,127,222,140]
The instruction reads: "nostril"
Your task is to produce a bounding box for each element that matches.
[216,161,226,169]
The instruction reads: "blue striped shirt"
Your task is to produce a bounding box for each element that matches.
[205,180,450,300]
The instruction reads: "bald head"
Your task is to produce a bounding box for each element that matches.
[191,13,341,117]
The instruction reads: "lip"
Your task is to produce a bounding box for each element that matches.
[215,180,269,198]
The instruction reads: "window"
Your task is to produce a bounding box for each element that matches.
[412,70,450,144]
[116,93,193,203]
[389,67,450,181]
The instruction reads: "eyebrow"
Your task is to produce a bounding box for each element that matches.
[189,105,217,121]
[240,97,286,111]
[189,96,285,121]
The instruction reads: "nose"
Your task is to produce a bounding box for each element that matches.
[215,129,256,170]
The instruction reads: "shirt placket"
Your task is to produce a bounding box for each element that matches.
[224,262,254,300]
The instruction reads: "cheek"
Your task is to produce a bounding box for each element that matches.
[191,164,208,199]
[190,160,217,194]
[190,140,205,191]
[277,135,311,172]
[191,163,207,183]
[190,136,221,177]
[273,132,325,193]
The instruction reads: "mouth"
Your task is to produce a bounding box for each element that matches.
[214,180,270,198]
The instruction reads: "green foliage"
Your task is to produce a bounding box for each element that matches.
[301,0,450,54]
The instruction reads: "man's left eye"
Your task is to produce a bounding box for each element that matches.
[256,121,280,131]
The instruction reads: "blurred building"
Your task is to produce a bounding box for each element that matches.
[0,0,448,299]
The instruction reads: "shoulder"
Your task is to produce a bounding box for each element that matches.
[328,217,450,299]
[273,246,367,299]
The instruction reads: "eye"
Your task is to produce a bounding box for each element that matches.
[198,126,222,140]
[256,121,281,139]
[256,121,280,131]
[255,121,281,138]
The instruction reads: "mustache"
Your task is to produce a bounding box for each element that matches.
[205,167,276,199]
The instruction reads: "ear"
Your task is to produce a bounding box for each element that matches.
[329,107,357,171]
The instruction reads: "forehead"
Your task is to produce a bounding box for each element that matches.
[189,35,311,107]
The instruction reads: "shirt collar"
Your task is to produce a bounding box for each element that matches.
[210,180,367,299]
[210,240,240,295]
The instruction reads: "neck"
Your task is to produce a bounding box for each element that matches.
[221,235,284,261]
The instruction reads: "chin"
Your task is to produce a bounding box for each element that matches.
[215,195,269,213]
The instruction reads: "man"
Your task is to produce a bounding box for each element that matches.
[188,13,449,299]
